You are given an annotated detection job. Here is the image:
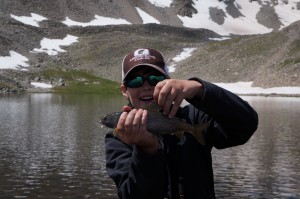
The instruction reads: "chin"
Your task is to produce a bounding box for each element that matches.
[139,100,154,108]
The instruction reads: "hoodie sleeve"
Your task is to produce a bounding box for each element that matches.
[105,133,166,199]
[186,78,259,149]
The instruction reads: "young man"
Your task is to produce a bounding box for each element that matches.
[105,48,258,199]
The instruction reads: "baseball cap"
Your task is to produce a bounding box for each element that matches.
[122,48,170,81]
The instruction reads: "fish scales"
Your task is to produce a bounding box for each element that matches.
[146,112,194,134]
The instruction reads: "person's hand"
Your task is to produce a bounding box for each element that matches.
[114,106,159,154]
[153,79,204,118]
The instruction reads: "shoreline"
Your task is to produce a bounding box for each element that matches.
[1,89,300,98]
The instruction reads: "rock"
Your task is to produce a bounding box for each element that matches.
[58,78,65,86]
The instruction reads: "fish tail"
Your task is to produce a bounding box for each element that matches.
[193,123,209,145]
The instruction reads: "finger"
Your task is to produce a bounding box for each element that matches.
[157,82,172,108]
[169,96,183,118]
[153,80,165,102]
[140,110,148,131]
[115,112,128,137]
[131,109,144,136]
[124,109,137,137]
[163,87,177,115]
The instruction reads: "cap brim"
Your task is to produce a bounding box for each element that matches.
[123,64,170,81]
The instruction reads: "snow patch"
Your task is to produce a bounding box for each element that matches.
[209,37,231,41]
[62,15,131,27]
[10,13,47,27]
[215,82,300,95]
[147,0,172,8]
[172,48,196,62]
[31,35,78,56]
[31,82,53,88]
[177,0,281,35]
[0,51,29,70]
[168,48,197,73]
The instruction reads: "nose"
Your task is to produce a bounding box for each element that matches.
[141,79,153,90]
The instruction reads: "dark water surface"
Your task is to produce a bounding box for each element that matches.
[0,94,299,199]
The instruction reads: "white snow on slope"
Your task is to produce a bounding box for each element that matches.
[31,82,53,88]
[275,1,300,26]
[62,15,131,27]
[172,48,196,62]
[215,82,300,96]
[168,48,196,72]
[178,0,274,35]
[31,35,78,56]
[209,36,231,41]
[147,0,172,8]
[0,51,29,70]
[10,13,47,27]
[136,7,160,24]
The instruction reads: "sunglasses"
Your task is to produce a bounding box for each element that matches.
[124,75,165,88]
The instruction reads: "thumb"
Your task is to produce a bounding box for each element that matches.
[123,105,132,112]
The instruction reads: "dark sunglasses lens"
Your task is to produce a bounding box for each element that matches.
[147,75,165,85]
[126,77,144,88]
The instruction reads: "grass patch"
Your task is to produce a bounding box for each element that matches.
[0,82,9,88]
[280,57,300,67]
[206,33,287,57]
[289,39,300,55]
[42,69,120,94]
[206,37,242,52]
[0,82,16,89]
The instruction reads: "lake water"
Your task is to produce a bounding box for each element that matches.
[0,94,299,199]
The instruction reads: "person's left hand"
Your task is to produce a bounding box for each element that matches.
[115,107,159,154]
[153,79,203,118]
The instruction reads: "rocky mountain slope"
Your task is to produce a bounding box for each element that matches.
[0,0,299,93]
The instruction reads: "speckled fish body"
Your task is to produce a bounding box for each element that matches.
[101,111,207,145]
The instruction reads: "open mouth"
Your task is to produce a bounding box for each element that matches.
[139,96,154,101]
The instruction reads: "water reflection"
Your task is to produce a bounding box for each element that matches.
[0,93,126,199]
[0,94,299,199]
[213,96,300,199]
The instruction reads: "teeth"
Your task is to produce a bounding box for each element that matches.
[140,97,153,100]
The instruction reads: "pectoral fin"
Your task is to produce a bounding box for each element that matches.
[193,123,209,146]
[173,131,185,140]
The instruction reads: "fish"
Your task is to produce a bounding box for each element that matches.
[100,110,208,145]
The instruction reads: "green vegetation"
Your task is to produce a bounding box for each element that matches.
[242,33,287,56]
[0,82,16,89]
[0,82,23,93]
[280,57,300,67]
[0,82,8,88]
[207,37,242,52]
[42,69,120,94]
[206,33,288,57]
[289,39,300,55]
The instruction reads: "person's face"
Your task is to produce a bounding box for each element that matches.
[121,67,165,109]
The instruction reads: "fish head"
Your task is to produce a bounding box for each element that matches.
[100,112,122,128]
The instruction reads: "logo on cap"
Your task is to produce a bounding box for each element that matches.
[134,49,150,56]
[130,48,156,62]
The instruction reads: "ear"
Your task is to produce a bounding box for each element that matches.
[120,84,128,98]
